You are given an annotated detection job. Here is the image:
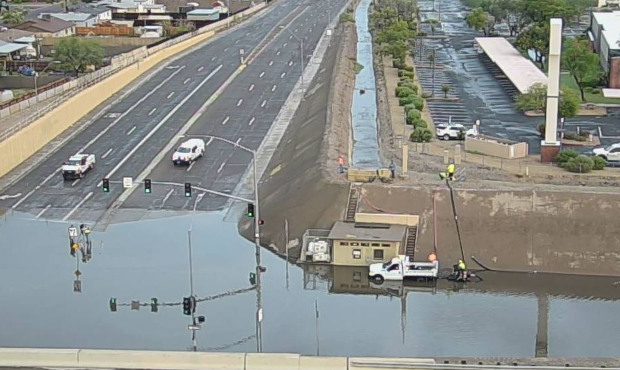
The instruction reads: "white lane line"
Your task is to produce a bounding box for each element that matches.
[217,162,226,173]
[126,126,136,135]
[289,35,293,39]
[236,138,241,145]
[288,61,293,66]
[62,192,93,222]
[235,39,239,44]
[277,51,281,56]
[206,137,214,146]
[224,47,228,51]
[184,78,191,84]
[161,188,174,206]
[248,117,255,126]
[281,72,286,78]
[269,60,274,66]
[272,84,277,92]
[259,71,265,78]
[187,161,195,172]
[148,108,156,116]
[246,32,251,36]
[10,66,187,209]
[294,28,298,32]
[222,116,230,125]
[99,65,224,186]
[167,92,175,99]
[101,148,113,159]
[261,100,266,107]
[309,28,312,33]
[313,22,317,26]
[35,204,51,219]
[198,66,204,72]
[237,98,243,106]
[283,43,288,47]
[249,84,255,91]
[71,179,80,187]
[211,56,217,61]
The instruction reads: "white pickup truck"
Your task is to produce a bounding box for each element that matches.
[62,154,96,180]
[369,255,439,282]
[172,138,205,166]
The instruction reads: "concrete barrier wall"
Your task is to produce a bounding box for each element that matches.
[355,212,419,226]
[0,2,267,179]
[0,348,435,370]
[464,135,529,159]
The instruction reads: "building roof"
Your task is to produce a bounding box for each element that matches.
[43,12,94,22]
[0,41,28,54]
[75,5,113,15]
[0,28,34,43]
[593,11,620,50]
[328,221,407,242]
[13,18,74,33]
[187,8,219,14]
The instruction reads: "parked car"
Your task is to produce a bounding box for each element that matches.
[62,154,96,180]
[172,138,205,165]
[435,123,476,141]
[592,143,620,162]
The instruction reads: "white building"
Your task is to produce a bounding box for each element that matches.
[589,10,620,88]
[95,0,166,14]
[39,12,97,27]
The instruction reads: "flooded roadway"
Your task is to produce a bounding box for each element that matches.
[1,211,620,357]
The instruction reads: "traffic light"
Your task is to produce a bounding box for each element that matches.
[102,178,110,193]
[184,182,192,197]
[144,179,152,194]
[150,297,158,313]
[258,219,264,226]
[109,298,117,312]
[247,203,255,218]
[183,297,191,315]
[249,272,256,286]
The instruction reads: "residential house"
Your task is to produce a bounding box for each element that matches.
[0,40,29,61]
[76,5,113,23]
[39,12,97,27]
[12,18,75,38]
[95,0,166,14]
[328,221,406,266]
[589,10,620,88]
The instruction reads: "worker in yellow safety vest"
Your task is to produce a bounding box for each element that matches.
[457,259,467,281]
[447,163,455,181]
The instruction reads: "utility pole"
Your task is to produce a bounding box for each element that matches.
[188,193,204,352]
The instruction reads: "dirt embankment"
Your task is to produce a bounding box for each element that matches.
[238,22,356,257]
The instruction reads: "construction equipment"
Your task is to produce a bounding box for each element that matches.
[377,168,393,183]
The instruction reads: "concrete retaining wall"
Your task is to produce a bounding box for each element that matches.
[0,75,67,90]
[465,135,529,159]
[0,348,435,370]
[0,2,267,179]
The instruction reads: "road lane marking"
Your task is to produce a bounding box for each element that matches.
[211,56,217,61]
[249,84,255,91]
[198,66,204,72]
[187,161,195,172]
[222,116,230,125]
[261,100,266,107]
[289,35,293,39]
[161,188,174,207]
[309,28,312,33]
[62,192,93,221]
[277,51,281,55]
[288,61,293,66]
[184,78,191,84]
[283,43,287,47]
[269,60,274,66]
[281,72,286,78]
[237,98,243,106]
[206,137,214,145]
[236,138,241,145]
[99,65,224,187]
[246,32,251,36]
[71,179,80,187]
[101,148,113,159]
[235,39,239,44]
[217,162,226,173]
[127,126,137,135]
[148,108,156,116]
[224,47,228,51]
[248,117,255,126]
[259,71,265,78]
[294,28,298,32]
[272,84,277,92]
[167,92,175,99]
[35,204,51,219]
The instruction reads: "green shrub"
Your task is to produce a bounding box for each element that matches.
[395,87,416,98]
[413,119,428,129]
[591,89,601,95]
[397,70,406,77]
[418,31,428,36]
[565,155,594,173]
[584,87,594,93]
[399,96,416,106]
[410,127,433,142]
[563,132,587,142]
[412,96,424,110]
[339,13,355,23]
[537,122,545,137]
[403,104,416,113]
[403,71,414,78]
[555,149,579,166]
[421,92,433,98]
[392,58,402,68]
[406,109,422,125]
[403,65,414,72]
[593,156,607,170]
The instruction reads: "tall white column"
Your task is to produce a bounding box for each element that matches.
[541,18,563,162]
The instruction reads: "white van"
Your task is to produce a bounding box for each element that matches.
[172,139,205,166]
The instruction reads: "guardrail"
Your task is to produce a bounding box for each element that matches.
[0,1,267,142]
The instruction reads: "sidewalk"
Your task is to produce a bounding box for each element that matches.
[0,97,62,143]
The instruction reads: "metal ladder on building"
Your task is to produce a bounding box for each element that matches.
[344,183,361,222]
[404,226,418,259]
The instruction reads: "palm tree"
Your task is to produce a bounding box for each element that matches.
[441,84,451,98]
[1,9,25,26]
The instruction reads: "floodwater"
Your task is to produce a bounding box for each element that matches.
[350,0,381,169]
[1,211,620,357]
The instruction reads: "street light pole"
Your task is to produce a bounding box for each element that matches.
[188,193,204,352]
[279,26,304,98]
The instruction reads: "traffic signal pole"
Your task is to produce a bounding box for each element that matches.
[252,156,263,352]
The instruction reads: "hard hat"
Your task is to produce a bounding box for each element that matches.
[458,260,463,263]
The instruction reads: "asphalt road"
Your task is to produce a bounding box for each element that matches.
[0,0,345,221]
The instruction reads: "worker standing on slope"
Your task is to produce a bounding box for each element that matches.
[447,162,455,181]
[456,259,467,281]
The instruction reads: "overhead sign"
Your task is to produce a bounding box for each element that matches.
[123,177,133,188]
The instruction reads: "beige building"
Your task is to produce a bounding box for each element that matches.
[328,221,406,266]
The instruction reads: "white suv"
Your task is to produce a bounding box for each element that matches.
[172,138,205,165]
[592,143,620,162]
[435,124,475,141]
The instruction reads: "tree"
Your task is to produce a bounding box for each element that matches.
[466,8,487,33]
[427,19,440,35]
[55,38,104,76]
[1,9,25,26]
[515,23,549,69]
[515,83,580,118]
[561,38,603,101]
[441,84,451,98]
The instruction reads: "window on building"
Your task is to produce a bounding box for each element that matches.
[361,242,369,246]
[351,242,359,246]
[381,243,391,247]
[371,243,380,247]
[353,271,362,281]
[373,249,384,260]
[339,242,349,246]
[352,249,361,259]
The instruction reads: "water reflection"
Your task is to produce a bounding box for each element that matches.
[1,211,620,357]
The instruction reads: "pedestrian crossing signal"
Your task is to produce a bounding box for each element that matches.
[247,203,255,218]
[144,179,152,194]
[102,178,110,193]
[184,182,192,197]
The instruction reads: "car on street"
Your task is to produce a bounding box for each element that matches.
[435,123,476,141]
[62,154,96,180]
[172,138,205,166]
[592,143,620,162]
